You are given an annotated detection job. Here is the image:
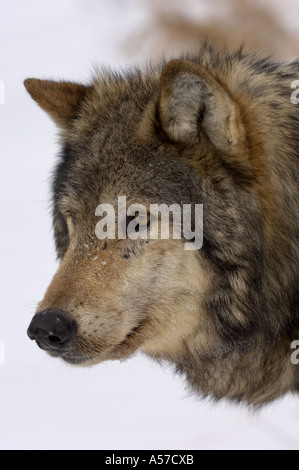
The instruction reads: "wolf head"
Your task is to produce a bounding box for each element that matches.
[25,48,299,405]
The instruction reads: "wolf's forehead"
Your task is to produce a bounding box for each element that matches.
[55,136,202,212]
[92,73,157,116]
[93,70,159,100]
[70,80,155,147]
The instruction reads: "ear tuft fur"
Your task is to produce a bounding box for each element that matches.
[24,78,92,128]
[159,60,246,154]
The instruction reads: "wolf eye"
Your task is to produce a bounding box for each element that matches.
[126,215,136,229]
[65,214,74,237]
[126,211,150,235]
[135,211,150,227]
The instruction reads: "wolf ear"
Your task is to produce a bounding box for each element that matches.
[24,79,92,128]
[159,60,246,154]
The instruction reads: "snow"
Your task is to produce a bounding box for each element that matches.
[1,0,299,450]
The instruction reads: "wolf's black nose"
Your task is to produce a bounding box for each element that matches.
[27,309,77,352]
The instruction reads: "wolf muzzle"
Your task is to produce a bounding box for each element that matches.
[27,309,77,353]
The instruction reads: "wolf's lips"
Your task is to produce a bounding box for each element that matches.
[56,321,148,365]
[60,355,90,365]
[47,347,96,365]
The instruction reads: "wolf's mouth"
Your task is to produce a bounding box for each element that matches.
[46,348,101,365]
[56,319,148,365]
[61,354,91,365]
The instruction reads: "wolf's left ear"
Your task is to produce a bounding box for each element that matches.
[159,60,246,155]
[24,79,92,128]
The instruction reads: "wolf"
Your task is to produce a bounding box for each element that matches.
[25,45,299,406]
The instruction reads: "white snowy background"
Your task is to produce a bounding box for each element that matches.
[1,0,299,450]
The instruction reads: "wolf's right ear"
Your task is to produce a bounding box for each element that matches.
[24,79,92,128]
[159,60,246,156]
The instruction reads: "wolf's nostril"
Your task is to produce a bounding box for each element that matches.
[27,309,77,352]
[49,335,63,344]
